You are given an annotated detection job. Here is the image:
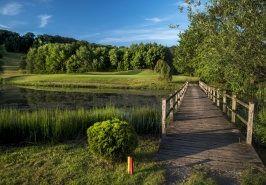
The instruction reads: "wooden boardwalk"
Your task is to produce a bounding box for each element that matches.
[157,86,265,172]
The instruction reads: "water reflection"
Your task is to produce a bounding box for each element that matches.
[0,85,171,110]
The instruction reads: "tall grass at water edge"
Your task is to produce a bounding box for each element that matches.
[0,106,161,144]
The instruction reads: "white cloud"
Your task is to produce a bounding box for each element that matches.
[38,15,52,28]
[0,2,22,16]
[145,18,164,23]
[99,27,182,46]
[0,24,11,29]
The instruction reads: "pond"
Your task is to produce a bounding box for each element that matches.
[0,85,173,110]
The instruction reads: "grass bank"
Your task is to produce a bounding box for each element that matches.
[0,138,165,185]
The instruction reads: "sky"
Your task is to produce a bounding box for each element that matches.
[0,0,191,47]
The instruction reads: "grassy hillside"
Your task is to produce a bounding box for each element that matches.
[2,52,25,71]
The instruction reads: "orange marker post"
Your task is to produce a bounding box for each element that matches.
[127,156,133,175]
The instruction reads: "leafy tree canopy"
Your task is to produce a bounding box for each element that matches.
[174,0,266,94]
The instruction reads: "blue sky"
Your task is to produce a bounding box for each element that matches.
[0,0,191,46]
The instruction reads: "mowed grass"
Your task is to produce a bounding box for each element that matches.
[2,70,199,90]
[0,138,165,185]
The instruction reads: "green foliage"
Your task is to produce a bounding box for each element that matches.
[22,40,173,74]
[87,118,138,161]
[254,108,266,147]
[154,59,172,82]
[239,164,266,185]
[175,0,266,94]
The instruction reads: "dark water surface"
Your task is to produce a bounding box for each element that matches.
[0,85,172,110]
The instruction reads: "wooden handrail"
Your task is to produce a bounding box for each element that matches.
[161,81,188,138]
[199,81,254,145]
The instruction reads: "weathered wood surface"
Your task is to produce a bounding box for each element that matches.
[157,86,265,171]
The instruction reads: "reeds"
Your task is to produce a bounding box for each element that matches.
[0,105,161,144]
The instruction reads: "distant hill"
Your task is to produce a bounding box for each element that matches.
[2,52,24,71]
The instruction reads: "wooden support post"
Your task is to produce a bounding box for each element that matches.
[232,95,236,123]
[247,102,255,145]
[170,94,173,122]
[175,91,178,112]
[213,88,216,103]
[177,92,181,108]
[181,89,184,101]
[217,89,220,107]
[162,98,166,138]
[223,90,226,113]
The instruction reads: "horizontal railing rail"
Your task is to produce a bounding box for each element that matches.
[161,81,189,138]
[199,81,255,145]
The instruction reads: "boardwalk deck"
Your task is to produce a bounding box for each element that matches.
[157,86,265,182]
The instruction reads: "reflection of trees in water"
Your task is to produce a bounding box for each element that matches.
[0,86,164,110]
[0,85,29,109]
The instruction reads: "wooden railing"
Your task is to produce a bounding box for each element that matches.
[161,81,189,138]
[199,81,255,145]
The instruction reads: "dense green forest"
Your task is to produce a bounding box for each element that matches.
[175,0,266,95]
[22,42,174,74]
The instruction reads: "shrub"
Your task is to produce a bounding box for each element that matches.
[254,108,266,147]
[87,118,138,161]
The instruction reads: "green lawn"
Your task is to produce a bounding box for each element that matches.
[2,70,199,90]
[0,138,165,185]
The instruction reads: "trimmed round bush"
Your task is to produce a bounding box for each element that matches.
[87,118,138,161]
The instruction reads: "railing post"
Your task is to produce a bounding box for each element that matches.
[247,102,254,145]
[232,95,236,123]
[213,88,216,103]
[175,91,178,112]
[217,89,220,107]
[169,94,173,122]
[223,90,226,113]
[161,98,166,138]
[177,92,181,108]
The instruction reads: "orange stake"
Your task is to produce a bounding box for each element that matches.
[128,156,133,175]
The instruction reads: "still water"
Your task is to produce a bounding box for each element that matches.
[0,85,172,110]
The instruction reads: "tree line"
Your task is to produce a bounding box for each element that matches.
[0,30,77,53]
[174,0,266,95]
[21,41,174,74]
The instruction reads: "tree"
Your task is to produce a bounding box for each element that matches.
[176,0,266,93]
[174,13,208,76]
[20,32,35,53]
[154,59,172,82]
[92,46,110,71]
[145,43,165,70]
[109,48,119,70]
